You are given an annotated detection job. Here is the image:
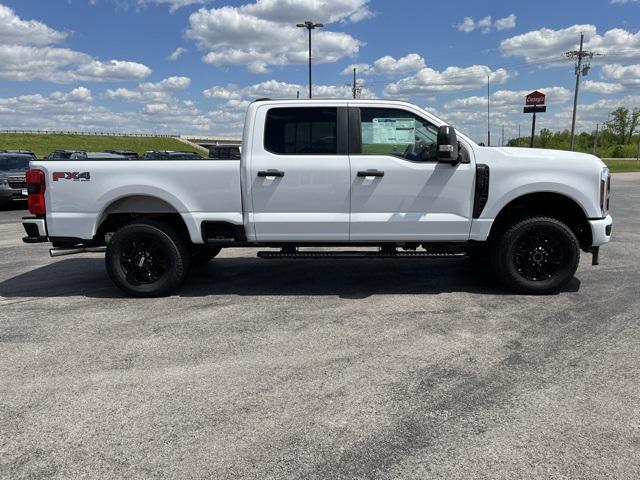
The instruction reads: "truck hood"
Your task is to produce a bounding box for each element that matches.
[490,147,604,165]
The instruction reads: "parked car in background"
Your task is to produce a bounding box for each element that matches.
[104,150,139,159]
[45,150,83,160]
[44,151,127,160]
[142,151,203,160]
[0,150,37,160]
[0,153,31,208]
[68,152,127,160]
[209,144,241,160]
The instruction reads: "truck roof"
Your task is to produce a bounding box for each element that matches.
[252,98,416,106]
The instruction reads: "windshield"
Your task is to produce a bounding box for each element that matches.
[0,157,30,171]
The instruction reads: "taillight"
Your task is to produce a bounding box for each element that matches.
[26,169,46,216]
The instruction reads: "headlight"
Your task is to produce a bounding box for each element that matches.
[600,166,610,217]
[0,178,8,187]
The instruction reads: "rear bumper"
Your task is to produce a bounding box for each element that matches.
[22,216,48,243]
[589,214,613,247]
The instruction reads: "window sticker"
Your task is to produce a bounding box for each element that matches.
[372,118,416,144]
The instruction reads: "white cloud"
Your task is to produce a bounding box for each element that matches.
[383,66,510,97]
[105,76,191,102]
[0,4,67,46]
[74,59,152,82]
[0,85,232,135]
[601,64,640,86]
[444,86,572,111]
[342,53,426,76]
[0,6,151,83]
[203,79,376,116]
[456,17,475,33]
[476,16,492,34]
[203,85,242,100]
[137,0,209,13]
[495,14,517,31]
[167,47,187,61]
[140,76,191,91]
[455,14,516,34]
[50,86,94,103]
[582,80,625,94]
[500,25,640,64]
[0,87,94,115]
[439,86,575,142]
[186,0,370,72]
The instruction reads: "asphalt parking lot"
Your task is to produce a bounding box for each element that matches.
[1,173,639,480]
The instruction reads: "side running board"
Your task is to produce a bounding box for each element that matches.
[257,250,466,259]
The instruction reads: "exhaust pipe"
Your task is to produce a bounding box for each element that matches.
[49,246,106,258]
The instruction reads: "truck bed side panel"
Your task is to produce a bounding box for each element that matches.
[31,160,242,243]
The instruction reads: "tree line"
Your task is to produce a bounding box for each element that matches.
[507,107,640,158]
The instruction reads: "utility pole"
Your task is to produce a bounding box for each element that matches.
[593,123,599,155]
[296,21,323,99]
[518,123,521,147]
[487,75,491,146]
[353,67,357,99]
[566,32,597,151]
[501,125,505,146]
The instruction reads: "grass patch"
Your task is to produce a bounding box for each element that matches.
[604,160,640,173]
[0,133,203,158]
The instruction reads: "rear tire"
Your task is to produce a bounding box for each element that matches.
[105,219,190,297]
[491,217,579,294]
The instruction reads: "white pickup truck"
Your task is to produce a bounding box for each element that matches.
[22,99,612,297]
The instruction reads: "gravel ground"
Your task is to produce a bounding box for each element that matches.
[1,173,639,480]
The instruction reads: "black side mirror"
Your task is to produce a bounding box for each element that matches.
[436,125,460,164]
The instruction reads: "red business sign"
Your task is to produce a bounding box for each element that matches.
[526,91,546,106]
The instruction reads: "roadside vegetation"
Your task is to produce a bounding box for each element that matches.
[507,107,640,172]
[0,133,202,158]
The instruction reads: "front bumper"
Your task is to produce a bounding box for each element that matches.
[22,216,48,243]
[589,214,613,247]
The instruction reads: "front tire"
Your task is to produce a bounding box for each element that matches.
[491,217,580,294]
[105,220,190,297]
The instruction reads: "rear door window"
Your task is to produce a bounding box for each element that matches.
[264,107,338,155]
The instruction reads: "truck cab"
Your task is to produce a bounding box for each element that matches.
[22,99,612,297]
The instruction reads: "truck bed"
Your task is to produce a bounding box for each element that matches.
[32,159,243,243]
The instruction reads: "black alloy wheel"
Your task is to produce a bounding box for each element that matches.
[105,220,189,297]
[492,217,580,294]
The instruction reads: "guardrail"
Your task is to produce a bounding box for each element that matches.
[0,130,180,138]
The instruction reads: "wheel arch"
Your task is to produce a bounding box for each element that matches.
[488,191,592,251]
[94,194,192,245]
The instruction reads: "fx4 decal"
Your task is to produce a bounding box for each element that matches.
[52,172,91,182]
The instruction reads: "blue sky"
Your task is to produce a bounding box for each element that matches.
[0,0,639,142]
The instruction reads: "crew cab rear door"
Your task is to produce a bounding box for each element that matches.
[248,105,350,241]
[348,106,475,241]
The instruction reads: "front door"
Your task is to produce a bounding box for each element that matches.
[249,105,351,241]
[349,106,476,241]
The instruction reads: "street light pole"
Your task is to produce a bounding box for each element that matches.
[487,75,491,146]
[296,21,323,99]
